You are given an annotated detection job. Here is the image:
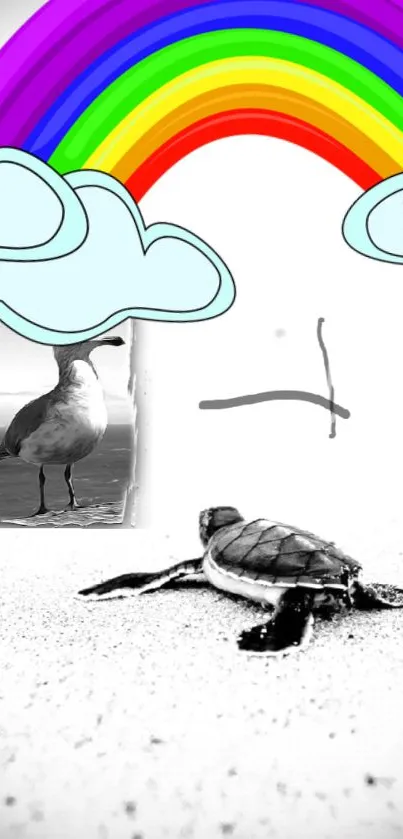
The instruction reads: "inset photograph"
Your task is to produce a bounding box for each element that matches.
[0,323,135,526]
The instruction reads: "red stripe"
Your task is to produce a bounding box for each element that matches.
[125,109,380,201]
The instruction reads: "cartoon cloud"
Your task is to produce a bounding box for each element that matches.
[342,172,403,264]
[0,147,88,260]
[0,148,235,344]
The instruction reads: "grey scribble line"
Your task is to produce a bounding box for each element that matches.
[317,317,336,438]
[199,390,350,418]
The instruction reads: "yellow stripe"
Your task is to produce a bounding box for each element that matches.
[85,56,403,176]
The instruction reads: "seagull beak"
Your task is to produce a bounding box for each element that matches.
[89,336,125,350]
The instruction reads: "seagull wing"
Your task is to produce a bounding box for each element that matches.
[4,392,56,457]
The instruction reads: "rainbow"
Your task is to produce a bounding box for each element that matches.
[0,0,403,201]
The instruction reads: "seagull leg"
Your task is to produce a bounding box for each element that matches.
[65,464,80,510]
[32,466,49,516]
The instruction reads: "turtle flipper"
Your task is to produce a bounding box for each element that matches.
[237,589,315,657]
[78,559,203,598]
[78,572,164,597]
[352,581,403,610]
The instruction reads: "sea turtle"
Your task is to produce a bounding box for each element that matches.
[78,506,403,656]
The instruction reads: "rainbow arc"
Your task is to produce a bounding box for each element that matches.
[0,0,402,198]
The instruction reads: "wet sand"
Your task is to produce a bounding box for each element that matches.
[1,529,403,839]
[0,425,133,527]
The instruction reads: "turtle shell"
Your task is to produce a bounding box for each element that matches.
[208,519,361,589]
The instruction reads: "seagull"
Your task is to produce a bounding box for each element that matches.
[0,336,125,516]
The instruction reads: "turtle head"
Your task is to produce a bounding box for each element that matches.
[199,506,244,547]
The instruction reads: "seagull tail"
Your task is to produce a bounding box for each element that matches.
[0,442,10,461]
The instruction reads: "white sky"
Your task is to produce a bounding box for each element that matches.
[0,0,46,44]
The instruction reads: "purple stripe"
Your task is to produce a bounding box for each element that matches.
[0,0,103,101]
[0,0,401,146]
[0,0,218,145]
[0,0,209,102]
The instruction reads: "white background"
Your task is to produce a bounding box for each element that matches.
[136,138,403,565]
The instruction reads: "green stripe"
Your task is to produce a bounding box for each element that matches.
[50,28,403,173]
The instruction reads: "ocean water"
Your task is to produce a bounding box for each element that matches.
[0,424,133,523]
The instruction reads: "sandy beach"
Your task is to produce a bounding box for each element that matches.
[1,528,403,839]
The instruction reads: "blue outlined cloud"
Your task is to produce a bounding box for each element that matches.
[0,148,235,345]
[342,173,403,264]
[0,148,88,260]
